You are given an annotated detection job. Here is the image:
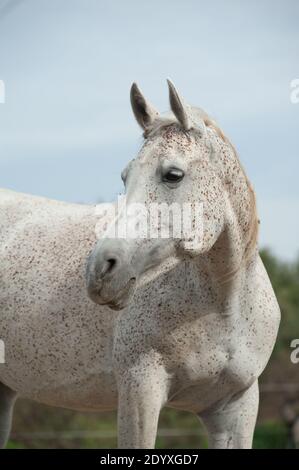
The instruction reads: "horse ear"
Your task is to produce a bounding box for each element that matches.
[130,83,159,131]
[167,79,191,131]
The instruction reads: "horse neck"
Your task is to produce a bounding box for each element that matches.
[200,141,258,314]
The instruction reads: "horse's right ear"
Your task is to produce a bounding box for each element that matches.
[130,83,159,131]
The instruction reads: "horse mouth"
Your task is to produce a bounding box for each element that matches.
[105,301,128,311]
[88,277,136,310]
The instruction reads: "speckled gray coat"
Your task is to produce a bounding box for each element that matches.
[0,81,280,449]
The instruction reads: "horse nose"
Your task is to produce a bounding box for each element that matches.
[92,239,130,281]
[86,239,137,307]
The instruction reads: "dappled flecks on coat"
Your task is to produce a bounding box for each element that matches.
[0,81,280,449]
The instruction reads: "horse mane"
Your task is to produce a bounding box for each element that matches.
[201,115,259,279]
[145,109,259,279]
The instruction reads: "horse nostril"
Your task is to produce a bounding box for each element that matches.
[100,257,118,278]
[106,258,117,273]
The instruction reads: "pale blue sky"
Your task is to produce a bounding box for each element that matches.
[0,0,298,260]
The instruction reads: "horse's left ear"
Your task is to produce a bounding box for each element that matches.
[167,79,191,131]
[130,83,160,131]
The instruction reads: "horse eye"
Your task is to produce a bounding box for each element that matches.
[162,168,185,183]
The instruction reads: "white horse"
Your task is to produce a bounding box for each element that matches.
[0,81,280,449]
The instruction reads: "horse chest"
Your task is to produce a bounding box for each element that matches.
[153,316,259,411]
[165,336,258,412]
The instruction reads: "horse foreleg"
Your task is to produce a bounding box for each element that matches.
[117,366,168,449]
[200,380,259,449]
[0,382,17,449]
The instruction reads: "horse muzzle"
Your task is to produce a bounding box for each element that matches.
[86,239,137,310]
